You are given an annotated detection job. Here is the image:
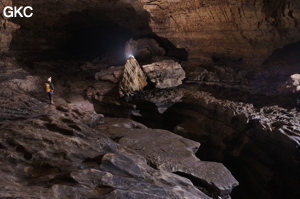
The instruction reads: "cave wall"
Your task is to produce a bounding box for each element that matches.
[141,0,300,66]
[0,0,19,52]
[1,0,300,65]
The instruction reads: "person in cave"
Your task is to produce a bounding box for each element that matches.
[44,77,54,104]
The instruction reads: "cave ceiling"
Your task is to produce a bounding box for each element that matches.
[1,0,300,66]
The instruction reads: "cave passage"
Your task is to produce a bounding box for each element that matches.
[62,22,133,61]
[10,10,137,63]
[9,4,188,65]
[4,1,299,199]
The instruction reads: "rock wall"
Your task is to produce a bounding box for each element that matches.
[140,0,300,65]
[0,0,20,52]
[161,87,300,199]
[2,0,300,66]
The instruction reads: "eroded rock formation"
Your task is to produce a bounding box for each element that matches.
[0,57,238,199]
[142,59,185,89]
[119,56,147,97]
[141,0,300,65]
[1,0,300,198]
[0,0,20,51]
[94,118,239,198]
[89,64,300,199]
[3,0,299,66]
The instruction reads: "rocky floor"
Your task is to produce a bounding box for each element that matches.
[0,54,240,198]
[1,51,299,199]
[86,55,300,199]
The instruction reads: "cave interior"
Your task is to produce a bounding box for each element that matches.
[2,1,300,199]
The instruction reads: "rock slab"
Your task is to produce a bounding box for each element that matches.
[142,60,185,88]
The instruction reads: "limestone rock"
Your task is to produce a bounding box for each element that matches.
[95,66,124,83]
[119,56,147,97]
[1,60,219,199]
[100,153,145,180]
[277,74,300,94]
[125,85,300,199]
[3,0,300,66]
[0,0,20,52]
[80,62,97,71]
[95,118,239,198]
[186,66,249,88]
[124,38,165,59]
[142,60,185,89]
[142,0,300,66]
[187,67,209,82]
[81,112,104,127]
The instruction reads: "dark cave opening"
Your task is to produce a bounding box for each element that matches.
[9,14,136,64]
[262,41,300,76]
[62,22,134,61]
[9,5,188,66]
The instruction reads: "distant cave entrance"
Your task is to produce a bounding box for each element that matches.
[62,21,133,62]
[9,6,188,64]
[9,11,136,63]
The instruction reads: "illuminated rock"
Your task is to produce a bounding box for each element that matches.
[278,74,300,93]
[124,38,165,59]
[119,56,147,97]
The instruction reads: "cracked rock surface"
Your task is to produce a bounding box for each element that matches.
[0,55,237,199]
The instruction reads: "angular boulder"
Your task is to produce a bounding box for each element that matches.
[142,60,185,89]
[95,118,239,198]
[119,56,147,97]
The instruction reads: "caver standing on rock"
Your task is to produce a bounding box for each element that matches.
[44,77,54,104]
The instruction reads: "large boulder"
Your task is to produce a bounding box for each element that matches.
[119,56,147,97]
[142,60,185,89]
[94,118,239,198]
